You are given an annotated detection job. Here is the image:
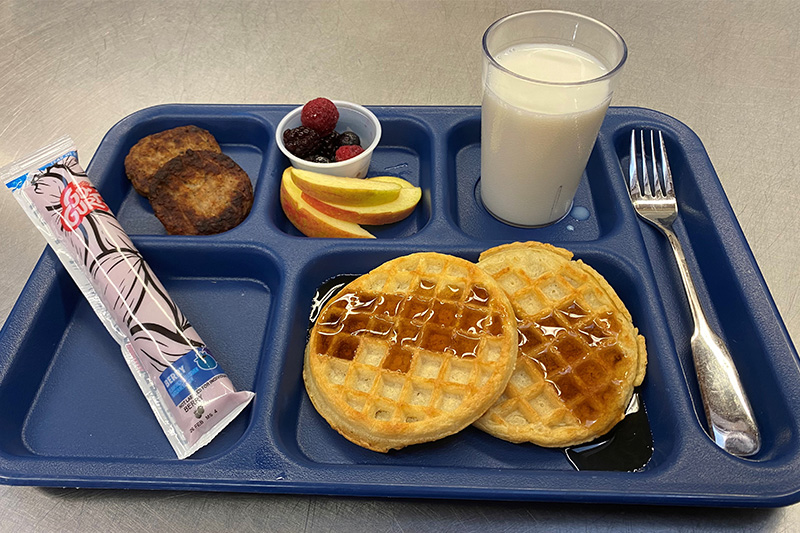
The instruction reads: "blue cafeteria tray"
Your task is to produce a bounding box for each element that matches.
[0,104,798,507]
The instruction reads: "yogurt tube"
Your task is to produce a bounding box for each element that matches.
[1,136,254,459]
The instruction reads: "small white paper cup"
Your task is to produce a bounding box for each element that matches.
[276,100,381,179]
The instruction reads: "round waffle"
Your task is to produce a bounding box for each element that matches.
[473,241,647,447]
[303,252,519,452]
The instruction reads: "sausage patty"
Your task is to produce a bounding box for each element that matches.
[124,125,221,197]
[148,150,254,235]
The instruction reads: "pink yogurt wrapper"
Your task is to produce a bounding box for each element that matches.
[1,136,254,459]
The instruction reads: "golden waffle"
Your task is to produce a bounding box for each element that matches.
[303,252,519,452]
[473,242,647,447]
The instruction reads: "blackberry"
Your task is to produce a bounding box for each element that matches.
[338,131,361,146]
[315,131,341,160]
[283,126,321,158]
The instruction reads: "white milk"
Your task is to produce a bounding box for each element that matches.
[481,44,612,226]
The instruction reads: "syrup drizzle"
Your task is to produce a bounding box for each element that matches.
[311,274,499,375]
[309,274,652,471]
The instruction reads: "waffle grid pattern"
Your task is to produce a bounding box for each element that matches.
[312,255,511,423]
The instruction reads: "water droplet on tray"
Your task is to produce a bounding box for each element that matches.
[570,206,590,221]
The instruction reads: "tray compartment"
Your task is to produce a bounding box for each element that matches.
[273,114,434,240]
[612,123,800,463]
[102,110,273,236]
[446,115,621,241]
[273,247,672,472]
[0,242,277,461]
[0,254,78,457]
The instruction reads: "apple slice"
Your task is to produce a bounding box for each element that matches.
[301,177,421,225]
[367,176,416,189]
[290,167,401,206]
[280,168,375,239]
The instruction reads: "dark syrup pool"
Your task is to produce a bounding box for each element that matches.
[309,274,653,472]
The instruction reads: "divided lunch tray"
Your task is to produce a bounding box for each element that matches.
[1,105,799,507]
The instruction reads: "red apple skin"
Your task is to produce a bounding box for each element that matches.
[280,168,374,239]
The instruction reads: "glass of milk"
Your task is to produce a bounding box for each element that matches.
[481,10,627,227]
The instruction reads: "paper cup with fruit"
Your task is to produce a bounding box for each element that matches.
[278,98,421,238]
[276,98,381,179]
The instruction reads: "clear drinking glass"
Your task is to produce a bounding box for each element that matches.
[480,10,627,227]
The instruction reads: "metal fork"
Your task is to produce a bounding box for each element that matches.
[628,130,760,457]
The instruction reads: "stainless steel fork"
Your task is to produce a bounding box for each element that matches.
[628,130,760,457]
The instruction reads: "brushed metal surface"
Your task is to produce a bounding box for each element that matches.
[1,0,798,531]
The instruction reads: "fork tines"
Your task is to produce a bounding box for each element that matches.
[629,129,674,199]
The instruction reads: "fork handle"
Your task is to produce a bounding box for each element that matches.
[662,227,761,457]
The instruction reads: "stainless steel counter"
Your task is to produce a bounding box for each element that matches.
[1,1,798,530]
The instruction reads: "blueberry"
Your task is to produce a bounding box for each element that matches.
[338,131,361,146]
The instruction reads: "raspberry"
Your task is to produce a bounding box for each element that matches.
[338,131,361,146]
[283,126,321,158]
[301,98,339,135]
[335,145,365,162]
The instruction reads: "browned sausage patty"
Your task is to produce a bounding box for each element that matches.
[124,125,221,197]
[148,150,254,235]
